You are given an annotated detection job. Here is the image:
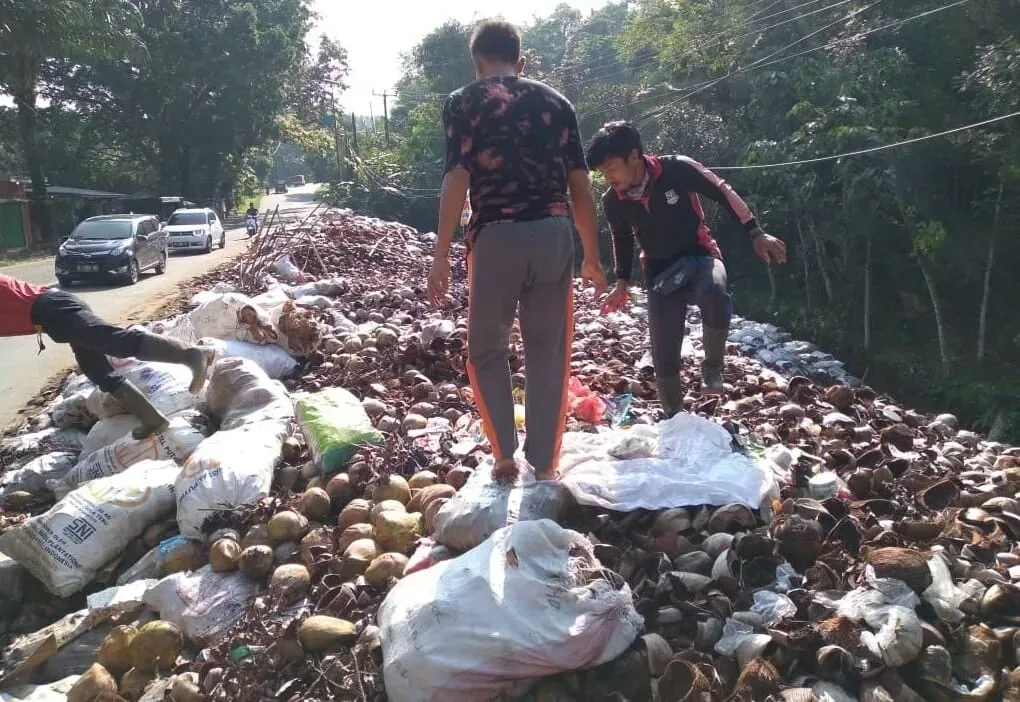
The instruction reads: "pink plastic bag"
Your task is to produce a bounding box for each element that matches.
[404,538,456,577]
[567,376,605,424]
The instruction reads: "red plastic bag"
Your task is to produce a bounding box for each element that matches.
[567,376,605,424]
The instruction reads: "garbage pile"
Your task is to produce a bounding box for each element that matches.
[0,208,1017,702]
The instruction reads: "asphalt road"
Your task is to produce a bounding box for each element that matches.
[0,184,322,431]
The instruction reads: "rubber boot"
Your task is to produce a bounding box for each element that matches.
[137,333,216,394]
[112,380,170,439]
[701,326,729,395]
[656,375,685,419]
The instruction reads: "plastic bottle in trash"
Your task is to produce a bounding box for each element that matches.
[808,471,838,499]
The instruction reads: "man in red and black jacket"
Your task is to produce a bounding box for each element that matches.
[586,122,787,416]
[1,273,214,438]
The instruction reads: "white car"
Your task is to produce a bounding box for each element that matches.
[163,208,225,253]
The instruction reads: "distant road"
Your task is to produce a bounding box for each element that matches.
[0,184,321,431]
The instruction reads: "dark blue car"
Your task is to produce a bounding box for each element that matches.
[55,214,168,287]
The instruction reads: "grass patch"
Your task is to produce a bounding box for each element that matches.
[0,249,54,269]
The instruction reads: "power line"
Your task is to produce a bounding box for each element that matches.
[634,0,885,128]
[709,109,1020,170]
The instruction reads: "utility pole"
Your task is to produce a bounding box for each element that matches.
[351,112,358,151]
[372,90,390,147]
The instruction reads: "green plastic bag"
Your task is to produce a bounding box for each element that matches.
[296,388,383,475]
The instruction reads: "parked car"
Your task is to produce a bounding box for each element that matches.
[290,175,306,186]
[275,181,288,194]
[163,208,225,254]
[55,214,167,287]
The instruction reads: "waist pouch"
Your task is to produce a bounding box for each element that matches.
[651,255,712,296]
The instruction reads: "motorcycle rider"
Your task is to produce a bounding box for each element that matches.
[244,202,259,237]
[0,273,216,439]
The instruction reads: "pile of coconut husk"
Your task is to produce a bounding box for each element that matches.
[0,208,1017,702]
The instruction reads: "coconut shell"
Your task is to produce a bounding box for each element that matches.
[338,499,372,530]
[67,663,118,702]
[299,487,332,522]
[445,467,473,490]
[407,483,456,513]
[365,553,409,588]
[130,621,183,673]
[373,475,411,505]
[339,538,382,579]
[299,527,334,569]
[209,539,242,572]
[270,564,312,605]
[97,625,138,678]
[375,511,422,553]
[298,616,358,652]
[239,545,275,581]
[866,547,933,593]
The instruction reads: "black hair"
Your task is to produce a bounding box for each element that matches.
[470,20,522,64]
[585,121,644,169]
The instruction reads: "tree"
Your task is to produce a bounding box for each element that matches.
[0,0,141,240]
[56,0,313,200]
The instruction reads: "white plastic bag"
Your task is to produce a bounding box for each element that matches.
[557,413,776,511]
[57,413,207,495]
[0,676,81,701]
[187,292,279,345]
[271,255,305,283]
[197,337,299,379]
[48,391,95,430]
[175,420,288,539]
[79,415,143,458]
[1,428,87,458]
[432,462,573,552]
[143,565,259,644]
[378,520,642,702]
[86,357,199,419]
[203,357,293,429]
[0,452,77,497]
[0,460,179,597]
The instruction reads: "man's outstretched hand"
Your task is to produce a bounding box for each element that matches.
[601,281,629,315]
[752,229,788,264]
[581,258,608,298]
[427,256,451,308]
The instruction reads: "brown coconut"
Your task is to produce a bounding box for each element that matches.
[371,500,407,523]
[67,663,118,702]
[270,564,312,605]
[372,475,411,505]
[209,539,242,572]
[407,483,456,513]
[375,511,422,553]
[129,620,183,673]
[408,471,439,490]
[119,666,154,701]
[299,487,332,522]
[159,538,206,577]
[337,523,375,553]
[423,497,449,535]
[298,616,358,652]
[97,625,138,678]
[340,538,382,579]
[365,553,409,588]
[238,545,275,581]
[338,499,372,530]
[325,473,354,504]
[268,510,308,545]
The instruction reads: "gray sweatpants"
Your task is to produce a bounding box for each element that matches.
[466,217,574,472]
[647,256,731,378]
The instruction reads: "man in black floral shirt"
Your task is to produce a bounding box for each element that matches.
[427,19,607,482]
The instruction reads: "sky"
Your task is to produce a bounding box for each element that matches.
[311,0,611,114]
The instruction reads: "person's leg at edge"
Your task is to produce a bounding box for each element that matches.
[518,218,574,481]
[32,289,214,394]
[693,258,732,395]
[465,226,526,482]
[70,344,170,439]
[647,283,689,418]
